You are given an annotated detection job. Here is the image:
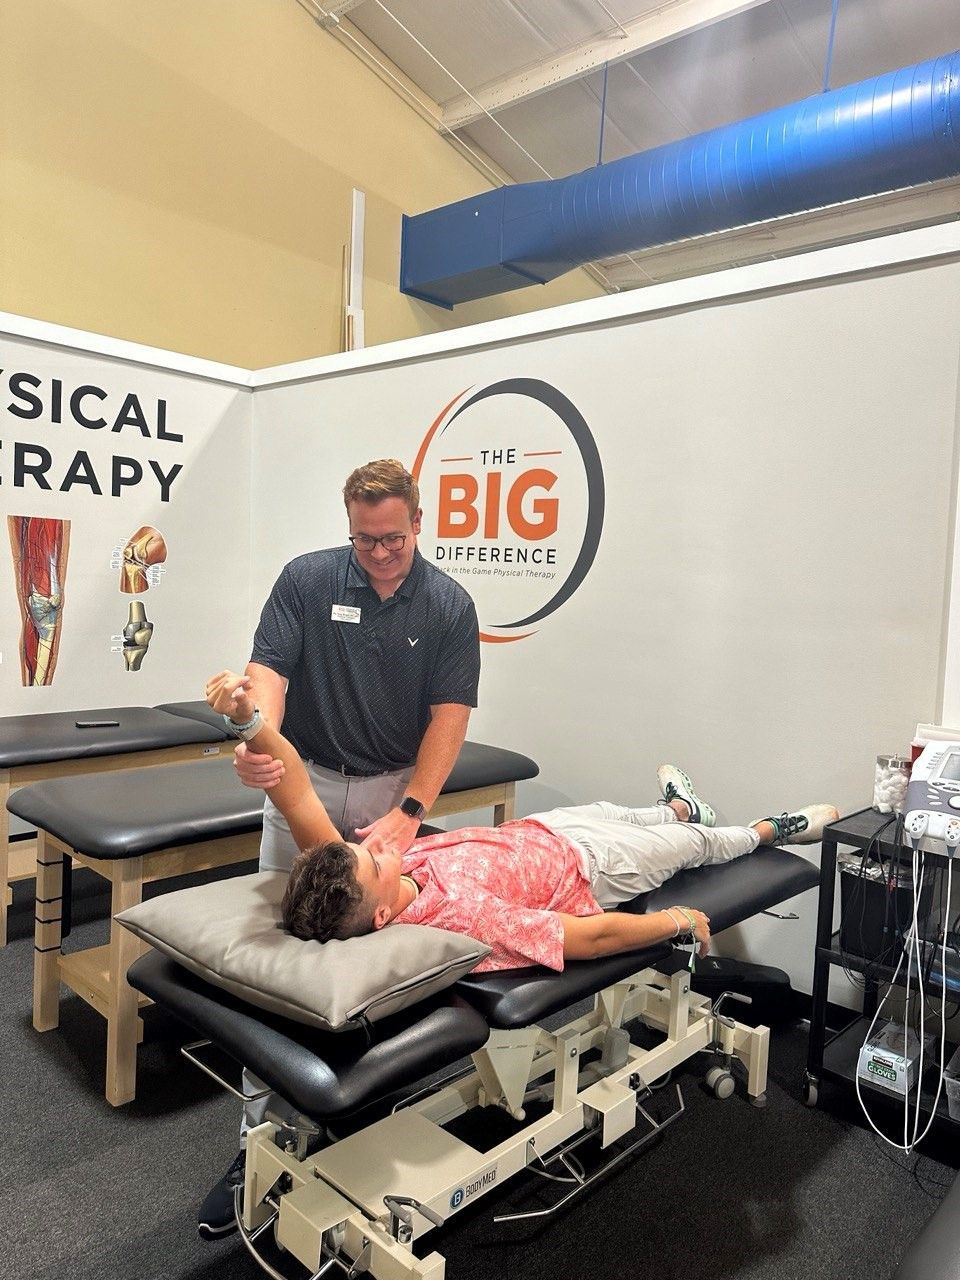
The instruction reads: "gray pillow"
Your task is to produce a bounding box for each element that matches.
[116,871,489,1032]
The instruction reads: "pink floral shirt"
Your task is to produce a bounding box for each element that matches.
[394,819,602,971]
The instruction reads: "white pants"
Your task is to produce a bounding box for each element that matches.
[259,760,413,873]
[242,760,413,1135]
[527,802,760,908]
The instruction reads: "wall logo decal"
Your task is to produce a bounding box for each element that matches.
[0,366,185,502]
[413,379,604,643]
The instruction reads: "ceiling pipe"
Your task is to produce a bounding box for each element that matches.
[400,50,960,308]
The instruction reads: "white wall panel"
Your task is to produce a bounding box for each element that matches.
[253,254,960,997]
[0,332,252,712]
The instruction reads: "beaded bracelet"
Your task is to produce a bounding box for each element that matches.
[223,708,263,741]
[675,906,698,937]
[667,906,698,938]
[669,905,700,974]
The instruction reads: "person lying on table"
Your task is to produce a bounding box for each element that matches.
[207,669,837,972]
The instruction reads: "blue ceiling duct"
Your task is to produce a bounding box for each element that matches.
[400,50,960,309]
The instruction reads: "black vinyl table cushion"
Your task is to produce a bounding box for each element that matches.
[639,846,819,934]
[6,757,262,858]
[159,705,539,794]
[128,952,490,1120]
[442,741,538,792]
[6,737,540,859]
[155,700,231,736]
[455,943,675,1028]
[128,846,820,1118]
[0,706,227,768]
[458,847,819,1027]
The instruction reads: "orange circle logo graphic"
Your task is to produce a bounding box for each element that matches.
[413,379,605,643]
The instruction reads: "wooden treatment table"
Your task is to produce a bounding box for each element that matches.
[156,701,540,826]
[0,707,230,946]
[8,757,262,1106]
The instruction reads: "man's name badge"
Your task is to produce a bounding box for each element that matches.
[331,604,361,624]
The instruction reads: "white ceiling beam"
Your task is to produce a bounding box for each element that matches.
[292,2,617,296]
[441,0,777,130]
[315,0,367,25]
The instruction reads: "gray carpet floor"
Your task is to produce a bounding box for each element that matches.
[1,868,956,1280]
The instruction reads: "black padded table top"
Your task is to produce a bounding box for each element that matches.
[6,757,262,859]
[0,706,227,768]
[640,846,819,934]
[459,847,819,1028]
[156,703,539,793]
[155,700,226,735]
[443,741,538,791]
[128,952,490,1120]
[456,943,674,1028]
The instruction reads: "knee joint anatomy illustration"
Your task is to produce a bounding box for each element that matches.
[119,525,167,594]
[8,515,71,687]
[122,601,154,671]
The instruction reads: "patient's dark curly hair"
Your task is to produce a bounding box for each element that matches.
[280,841,375,943]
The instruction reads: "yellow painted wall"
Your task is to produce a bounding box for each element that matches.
[0,0,603,368]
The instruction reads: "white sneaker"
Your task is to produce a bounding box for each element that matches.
[753,805,839,845]
[656,765,716,826]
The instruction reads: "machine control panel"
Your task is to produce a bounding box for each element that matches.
[903,742,960,853]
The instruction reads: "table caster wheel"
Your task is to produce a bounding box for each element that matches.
[706,1066,735,1100]
[803,1075,819,1107]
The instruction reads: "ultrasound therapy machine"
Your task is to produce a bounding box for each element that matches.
[854,741,960,1148]
[904,743,960,853]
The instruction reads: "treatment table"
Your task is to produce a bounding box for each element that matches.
[0,706,230,947]
[127,848,819,1280]
[10,757,261,1106]
[157,701,537,825]
[7,738,539,1105]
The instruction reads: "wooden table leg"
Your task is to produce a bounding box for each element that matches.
[493,784,515,826]
[33,830,64,1031]
[104,857,145,1107]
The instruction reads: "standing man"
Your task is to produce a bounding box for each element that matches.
[238,457,480,863]
[199,458,480,1239]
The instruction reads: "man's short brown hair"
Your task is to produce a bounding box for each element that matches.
[280,841,375,943]
[343,459,420,520]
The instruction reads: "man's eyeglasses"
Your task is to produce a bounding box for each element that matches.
[348,533,407,552]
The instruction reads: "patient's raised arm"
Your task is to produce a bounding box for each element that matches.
[206,670,340,850]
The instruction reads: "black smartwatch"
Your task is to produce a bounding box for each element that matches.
[400,795,426,821]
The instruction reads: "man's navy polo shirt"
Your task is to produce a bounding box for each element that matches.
[250,546,480,774]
